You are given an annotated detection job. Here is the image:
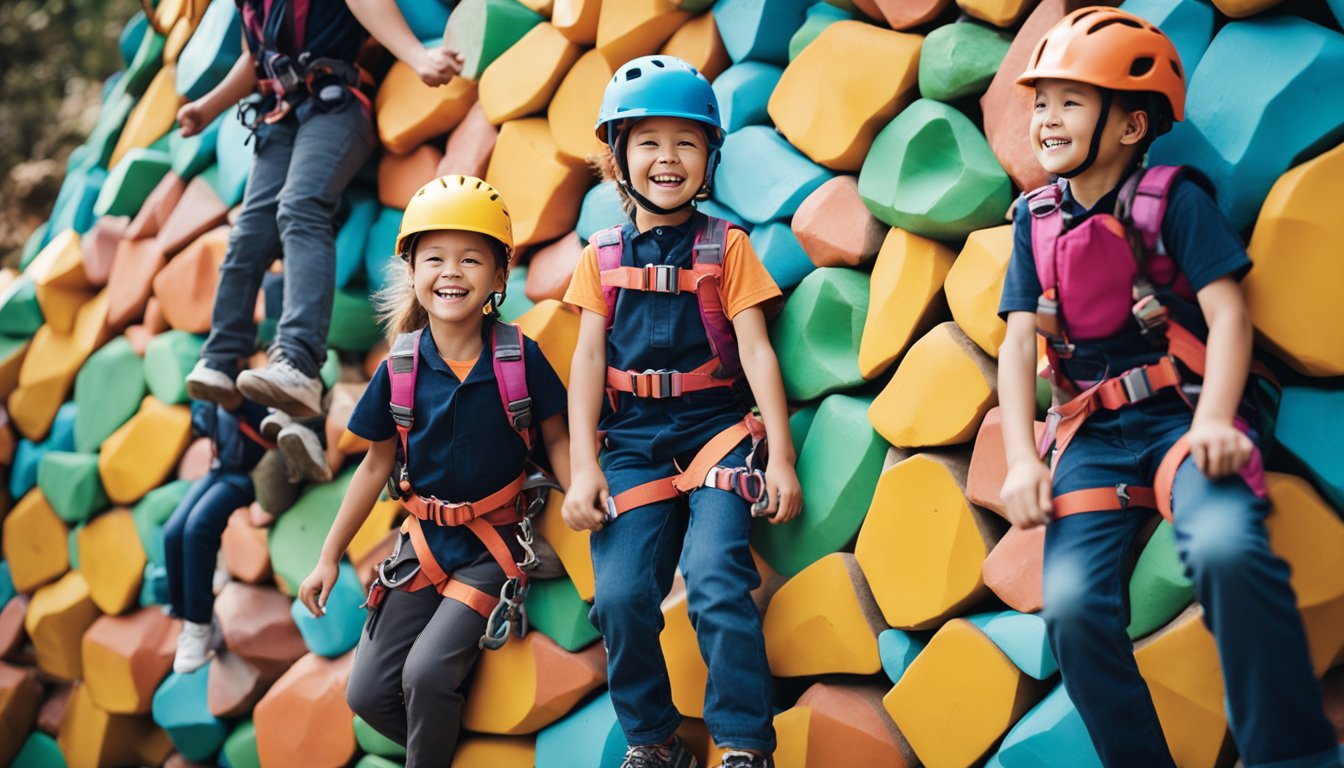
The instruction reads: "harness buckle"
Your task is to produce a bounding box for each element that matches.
[389,404,415,428]
[643,264,681,294]
[507,397,533,430]
[1115,483,1131,508]
[1131,294,1170,345]
[631,369,679,398]
[1119,367,1153,403]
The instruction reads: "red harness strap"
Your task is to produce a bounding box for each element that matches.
[605,358,735,399]
[606,415,767,518]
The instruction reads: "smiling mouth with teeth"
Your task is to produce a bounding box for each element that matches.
[1042,138,1071,149]
[651,175,685,185]
[434,287,469,300]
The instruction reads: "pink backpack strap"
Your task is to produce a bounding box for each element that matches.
[490,320,533,451]
[1127,165,1183,256]
[592,225,625,332]
[1026,181,1066,290]
[387,330,421,458]
[691,216,742,379]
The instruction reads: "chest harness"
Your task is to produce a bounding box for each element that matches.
[364,320,559,650]
[1030,165,1273,523]
[593,216,770,520]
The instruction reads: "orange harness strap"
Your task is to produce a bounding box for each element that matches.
[1152,435,1190,524]
[401,518,507,617]
[600,264,704,295]
[605,358,737,399]
[1053,485,1158,518]
[607,415,767,518]
[398,474,526,528]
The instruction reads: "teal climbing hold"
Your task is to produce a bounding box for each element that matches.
[75,336,147,453]
[498,266,534,324]
[714,126,832,225]
[85,78,137,168]
[535,691,627,768]
[269,468,355,596]
[38,451,108,525]
[0,561,13,611]
[918,22,1012,102]
[711,62,784,133]
[991,684,1102,768]
[770,268,869,401]
[213,110,255,207]
[752,394,886,577]
[397,0,452,41]
[337,191,378,289]
[364,206,404,295]
[1150,16,1344,230]
[46,165,108,238]
[67,523,82,570]
[443,0,545,81]
[144,331,206,406]
[152,665,229,762]
[122,27,166,96]
[94,148,173,218]
[119,10,149,67]
[789,3,854,61]
[355,714,408,758]
[878,628,928,684]
[714,0,814,65]
[967,610,1058,680]
[576,181,626,244]
[698,199,750,231]
[11,733,67,768]
[751,220,815,290]
[141,562,170,606]
[133,479,193,567]
[329,286,384,352]
[356,756,405,768]
[1121,0,1214,79]
[176,0,243,101]
[170,113,225,179]
[1127,521,1193,640]
[0,275,44,337]
[525,576,601,652]
[291,561,367,658]
[221,719,261,768]
[10,403,78,499]
[858,98,1012,240]
[1276,386,1344,511]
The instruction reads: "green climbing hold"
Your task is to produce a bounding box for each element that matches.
[12,733,67,768]
[498,266,534,324]
[444,0,545,81]
[144,331,206,406]
[269,468,355,596]
[133,479,193,567]
[1127,521,1194,640]
[355,715,407,759]
[526,576,601,652]
[355,756,405,768]
[789,2,853,61]
[221,719,261,768]
[38,451,108,525]
[75,336,148,453]
[0,275,43,337]
[94,148,173,218]
[122,27,166,96]
[858,98,1012,240]
[328,286,384,352]
[918,22,1012,102]
[770,268,870,402]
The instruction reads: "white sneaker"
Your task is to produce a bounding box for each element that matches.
[185,360,240,409]
[236,357,323,419]
[277,422,333,483]
[173,617,222,674]
[259,408,294,443]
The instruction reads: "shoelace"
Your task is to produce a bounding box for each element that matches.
[622,744,673,768]
[721,751,763,768]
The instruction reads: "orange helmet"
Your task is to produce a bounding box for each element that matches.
[1017,7,1185,122]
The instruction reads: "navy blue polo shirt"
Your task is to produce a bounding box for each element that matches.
[347,324,567,576]
[999,175,1251,383]
[192,400,270,474]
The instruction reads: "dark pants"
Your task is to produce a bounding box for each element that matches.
[591,439,775,753]
[163,471,253,624]
[200,95,374,378]
[1045,397,1338,768]
[345,550,506,767]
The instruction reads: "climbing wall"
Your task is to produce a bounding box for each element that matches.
[2,0,1343,765]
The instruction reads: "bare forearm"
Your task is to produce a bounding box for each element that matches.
[740,341,795,464]
[201,50,257,116]
[540,415,572,489]
[1193,304,1252,426]
[999,313,1042,466]
[568,317,606,472]
[346,0,428,64]
[318,442,395,564]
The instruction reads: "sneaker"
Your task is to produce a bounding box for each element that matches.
[720,751,773,768]
[236,356,324,419]
[185,360,241,410]
[259,409,294,443]
[277,421,333,483]
[173,616,223,674]
[620,737,697,768]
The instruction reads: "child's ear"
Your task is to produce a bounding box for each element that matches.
[1120,108,1150,146]
[494,268,508,293]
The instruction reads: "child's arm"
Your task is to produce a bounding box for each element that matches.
[345,0,464,86]
[1188,276,1255,478]
[732,306,802,524]
[297,436,397,617]
[562,310,611,532]
[177,47,256,137]
[539,413,571,490]
[999,311,1053,528]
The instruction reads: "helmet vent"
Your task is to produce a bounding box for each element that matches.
[1170,59,1183,78]
[625,68,642,81]
[1088,17,1144,34]
[1129,57,1154,77]
[652,59,665,68]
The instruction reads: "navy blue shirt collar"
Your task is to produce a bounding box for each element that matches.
[417,321,494,383]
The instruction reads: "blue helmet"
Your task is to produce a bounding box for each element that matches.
[594,55,724,148]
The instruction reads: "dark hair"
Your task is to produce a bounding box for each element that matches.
[376,231,511,338]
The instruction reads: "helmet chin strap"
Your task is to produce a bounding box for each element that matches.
[610,125,715,217]
[1058,90,1113,180]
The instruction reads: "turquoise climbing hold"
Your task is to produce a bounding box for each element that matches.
[213,110,254,208]
[714,0,814,65]
[750,220,814,290]
[878,628,928,684]
[337,190,378,289]
[967,610,1058,680]
[397,0,452,41]
[11,733,67,768]
[991,684,1102,768]
[1120,0,1214,79]
[170,113,225,180]
[576,181,627,244]
[364,206,404,296]
[711,62,784,133]
[176,0,243,101]
[525,576,601,652]
[291,560,367,658]
[141,562,170,607]
[714,126,832,225]
[152,665,229,762]
[498,266,534,324]
[119,10,149,67]
[535,691,627,768]
[46,165,108,237]
[1276,386,1344,512]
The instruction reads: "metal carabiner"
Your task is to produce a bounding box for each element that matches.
[479,579,527,651]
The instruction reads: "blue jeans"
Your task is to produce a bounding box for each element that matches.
[200,94,374,378]
[163,471,253,624]
[1044,396,1338,768]
[590,439,775,753]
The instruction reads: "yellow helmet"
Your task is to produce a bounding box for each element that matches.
[395,175,513,260]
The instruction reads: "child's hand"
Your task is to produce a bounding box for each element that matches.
[1001,459,1053,529]
[413,46,465,86]
[1187,419,1254,479]
[762,460,802,525]
[177,100,213,138]
[298,560,338,618]
[562,466,609,532]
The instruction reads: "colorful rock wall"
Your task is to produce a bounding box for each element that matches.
[1,0,1342,766]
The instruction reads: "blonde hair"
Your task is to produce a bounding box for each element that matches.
[373,231,511,341]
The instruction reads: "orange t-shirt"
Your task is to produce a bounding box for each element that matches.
[563,226,780,320]
[446,357,477,382]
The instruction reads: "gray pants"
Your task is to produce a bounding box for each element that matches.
[345,550,507,766]
[201,92,374,378]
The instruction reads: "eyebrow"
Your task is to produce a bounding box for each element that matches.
[632,127,702,140]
